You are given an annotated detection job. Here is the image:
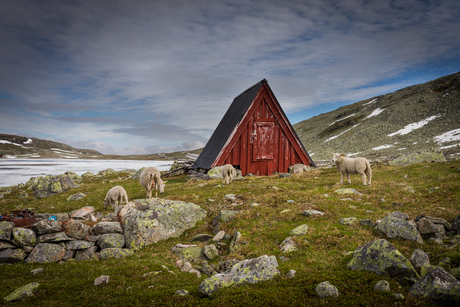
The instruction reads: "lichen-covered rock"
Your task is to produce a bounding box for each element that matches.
[374,280,390,292]
[25,243,66,263]
[410,248,430,273]
[289,164,310,173]
[410,267,460,305]
[290,224,308,236]
[30,174,79,199]
[75,246,98,261]
[69,206,96,221]
[172,244,205,262]
[335,188,362,195]
[67,193,86,201]
[98,168,116,177]
[0,241,16,249]
[0,248,27,263]
[360,219,374,227]
[130,167,146,180]
[198,255,279,297]
[94,275,110,285]
[212,210,240,225]
[229,231,241,253]
[97,233,125,249]
[99,248,133,260]
[12,227,36,248]
[302,209,325,217]
[203,244,219,260]
[347,239,420,285]
[65,219,90,239]
[121,198,206,251]
[65,240,95,250]
[91,222,123,235]
[280,237,298,253]
[416,217,436,235]
[315,281,339,298]
[375,214,423,243]
[37,232,74,243]
[81,172,94,177]
[339,217,357,226]
[3,282,40,302]
[0,221,15,241]
[31,220,62,235]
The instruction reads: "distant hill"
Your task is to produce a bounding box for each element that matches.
[293,71,460,162]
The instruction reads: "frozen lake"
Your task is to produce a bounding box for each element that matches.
[0,159,174,187]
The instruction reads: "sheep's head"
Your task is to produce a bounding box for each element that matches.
[159,180,167,193]
[102,198,109,207]
[331,153,344,164]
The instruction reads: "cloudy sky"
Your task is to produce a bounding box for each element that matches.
[1,0,459,155]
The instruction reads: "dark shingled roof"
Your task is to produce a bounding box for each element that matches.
[193,79,314,170]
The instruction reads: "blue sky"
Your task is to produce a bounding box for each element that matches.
[0,0,459,155]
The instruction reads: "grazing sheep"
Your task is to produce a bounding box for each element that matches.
[103,186,129,209]
[222,164,237,185]
[140,167,166,198]
[331,153,372,186]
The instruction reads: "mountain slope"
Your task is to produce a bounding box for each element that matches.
[293,71,460,162]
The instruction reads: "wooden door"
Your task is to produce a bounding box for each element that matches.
[253,120,275,161]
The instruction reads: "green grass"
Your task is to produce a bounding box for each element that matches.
[1,160,460,306]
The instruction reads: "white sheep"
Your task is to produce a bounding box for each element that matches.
[140,166,167,198]
[222,164,237,185]
[103,186,129,209]
[331,153,372,186]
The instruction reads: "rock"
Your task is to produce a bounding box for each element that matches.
[279,173,292,178]
[217,259,241,273]
[171,244,205,263]
[416,217,436,235]
[409,267,460,305]
[65,240,95,250]
[25,243,66,263]
[289,164,310,173]
[339,217,357,226]
[12,227,36,248]
[452,216,460,234]
[94,275,110,286]
[410,248,430,273]
[35,213,69,223]
[191,234,214,242]
[37,232,74,243]
[229,231,241,253]
[75,246,98,261]
[375,214,423,243]
[98,168,116,176]
[388,211,408,220]
[31,220,62,235]
[280,237,298,253]
[175,289,190,296]
[0,221,15,241]
[403,186,415,193]
[81,172,94,177]
[286,269,296,278]
[315,281,339,298]
[212,230,225,242]
[65,220,90,240]
[346,239,420,285]
[433,224,446,238]
[30,268,44,275]
[67,193,86,201]
[394,293,404,299]
[198,255,279,297]
[290,224,308,236]
[420,265,440,278]
[189,268,201,277]
[30,173,79,199]
[203,244,219,260]
[97,233,125,249]
[335,188,361,195]
[427,237,443,244]
[0,248,27,263]
[250,203,260,207]
[3,282,40,302]
[99,248,134,260]
[359,219,374,227]
[91,222,123,235]
[179,261,193,272]
[69,206,96,221]
[437,257,454,271]
[302,209,325,217]
[0,241,16,249]
[121,199,206,251]
[130,167,146,180]
[374,280,390,292]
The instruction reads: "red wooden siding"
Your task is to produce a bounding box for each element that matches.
[213,84,312,175]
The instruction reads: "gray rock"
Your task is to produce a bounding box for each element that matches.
[30,173,79,199]
[389,211,408,221]
[31,220,62,235]
[203,244,219,260]
[410,267,460,305]
[212,231,225,242]
[25,243,66,263]
[12,227,36,248]
[0,241,16,250]
[289,164,310,173]
[97,233,125,249]
[67,193,86,201]
[359,219,374,227]
[347,239,420,285]
[65,219,90,240]
[191,234,214,242]
[416,217,436,235]
[427,237,443,244]
[410,248,430,273]
[290,224,308,236]
[175,289,189,296]
[415,215,452,230]
[121,199,206,251]
[229,231,241,253]
[315,281,339,298]
[433,224,446,238]
[37,232,74,243]
[75,246,98,261]
[279,173,292,178]
[198,255,279,297]
[224,194,237,201]
[394,293,404,300]
[212,210,240,225]
[280,237,298,253]
[65,240,95,250]
[3,282,40,302]
[0,248,27,263]
[335,188,362,195]
[286,269,296,278]
[30,268,44,275]
[69,206,96,221]
[302,209,325,217]
[0,221,15,241]
[339,217,357,225]
[375,214,423,243]
[94,275,110,286]
[99,248,133,260]
[91,222,123,235]
[171,244,206,263]
[217,259,241,273]
[374,280,390,292]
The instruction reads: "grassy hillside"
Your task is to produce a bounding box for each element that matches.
[1,160,459,306]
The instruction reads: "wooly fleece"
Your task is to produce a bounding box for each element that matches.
[222,164,237,185]
[103,185,129,209]
[140,166,166,198]
[332,153,372,185]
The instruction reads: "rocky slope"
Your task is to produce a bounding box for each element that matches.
[293,71,460,162]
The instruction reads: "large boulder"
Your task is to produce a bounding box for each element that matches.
[12,227,36,248]
[315,281,340,298]
[409,267,460,305]
[65,219,90,239]
[0,248,27,263]
[289,164,310,173]
[121,199,206,251]
[28,173,79,199]
[25,243,66,263]
[69,206,96,221]
[347,239,420,285]
[3,282,40,302]
[198,255,279,297]
[375,214,423,243]
[31,220,62,235]
[97,233,125,249]
[37,232,74,243]
[91,222,123,235]
[99,248,134,260]
[410,249,430,273]
[0,221,15,241]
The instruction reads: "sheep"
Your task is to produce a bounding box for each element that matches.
[221,164,237,185]
[331,153,372,186]
[103,186,129,209]
[140,166,167,198]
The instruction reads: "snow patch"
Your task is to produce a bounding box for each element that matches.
[364,108,384,120]
[0,140,28,148]
[328,113,356,126]
[346,152,361,156]
[363,98,377,106]
[398,148,406,150]
[439,143,460,149]
[387,115,441,137]
[372,144,393,151]
[434,128,460,144]
[310,153,315,156]
[24,138,33,144]
[325,123,361,142]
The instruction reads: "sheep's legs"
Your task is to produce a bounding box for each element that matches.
[346,173,351,184]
